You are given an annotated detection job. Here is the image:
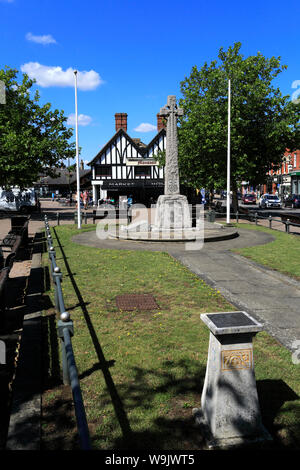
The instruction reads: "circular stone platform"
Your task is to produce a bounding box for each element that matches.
[108,221,238,243]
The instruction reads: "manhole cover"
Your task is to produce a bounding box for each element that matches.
[116,294,159,311]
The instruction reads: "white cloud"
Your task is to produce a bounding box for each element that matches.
[26,32,57,45]
[67,113,92,127]
[20,62,103,90]
[133,123,157,133]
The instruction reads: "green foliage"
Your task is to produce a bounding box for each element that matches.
[155,149,166,168]
[0,66,76,188]
[178,42,300,192]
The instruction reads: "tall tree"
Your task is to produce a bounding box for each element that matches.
[178,43,300,208]
[0,66,75,188]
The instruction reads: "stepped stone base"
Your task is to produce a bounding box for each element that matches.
[154,194,192,230]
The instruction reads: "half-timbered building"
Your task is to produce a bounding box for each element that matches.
[88,113,166,206]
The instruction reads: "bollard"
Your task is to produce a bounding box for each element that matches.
[57,212,60,226]
[269,215,272,229]
[84,211,87,224]
[236,211,239,224]
[286,219,290,233]
[255,212,258,225]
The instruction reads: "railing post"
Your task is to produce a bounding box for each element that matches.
[255,212,258,225]
[57,319,74,386]
[269,215,272,229]
[57,212,60,226]
[48,246,56,261]
[84,211,87,225]
[286,219,290,233]
[52,270,63,311]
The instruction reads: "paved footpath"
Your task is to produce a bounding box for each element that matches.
[72,227,300,353]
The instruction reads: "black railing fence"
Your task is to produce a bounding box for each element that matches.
[44,215,91,450]
[1,202,299,234]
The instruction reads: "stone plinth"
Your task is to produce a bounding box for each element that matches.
[194,311,272,448]
[154,194,192,230]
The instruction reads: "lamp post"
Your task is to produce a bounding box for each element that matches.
[226,79,231,225]
[74,70,81,229]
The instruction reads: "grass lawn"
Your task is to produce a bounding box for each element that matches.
[232,223,300,279]
[41,224,300,450]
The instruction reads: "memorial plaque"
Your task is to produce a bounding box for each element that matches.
[207,312,257,328]
[201,311,263,336]
[221,349,252,371]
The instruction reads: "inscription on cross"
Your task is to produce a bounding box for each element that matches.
[160,95,183,195]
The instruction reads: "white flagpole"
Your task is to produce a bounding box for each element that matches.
[226,78,231,225]
[74,70,81,229]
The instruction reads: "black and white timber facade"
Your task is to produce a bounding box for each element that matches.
[88,113,166,206]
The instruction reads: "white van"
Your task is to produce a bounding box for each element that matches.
[0,187,40,213]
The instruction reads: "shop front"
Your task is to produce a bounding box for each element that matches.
[289,171,300,195]
[95,179,164,207]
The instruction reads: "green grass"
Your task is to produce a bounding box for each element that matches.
[41,224,300,450]
[232,223,300,279]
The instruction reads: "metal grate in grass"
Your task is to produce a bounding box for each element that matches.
[115,293,159,311]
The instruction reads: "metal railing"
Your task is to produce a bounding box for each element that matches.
[44,215,91,450]
[213,208,300,234]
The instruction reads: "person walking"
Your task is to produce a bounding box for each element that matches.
[83,190,88,210]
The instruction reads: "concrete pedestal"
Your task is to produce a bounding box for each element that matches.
[154,194,192,230]
[194,311,272,448]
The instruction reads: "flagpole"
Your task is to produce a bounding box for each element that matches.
[74,70,81,229]
[226,78,231,225]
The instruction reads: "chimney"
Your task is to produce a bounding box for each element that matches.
[115,113,128,132]
[157,113,166,131]
[80,159,84,170]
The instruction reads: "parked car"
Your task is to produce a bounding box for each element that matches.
[242,194,256,204]
[259,194,282,209]
[284,194,300,209]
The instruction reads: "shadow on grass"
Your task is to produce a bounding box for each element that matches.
[98,359,206,450]
[52,227,133,447]
[257,379,300,449]
[50,227,300,451]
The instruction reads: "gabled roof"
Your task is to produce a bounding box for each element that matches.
[37,168,91,186]
[87,127,166,166]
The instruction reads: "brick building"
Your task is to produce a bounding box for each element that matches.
[264,149,300,196]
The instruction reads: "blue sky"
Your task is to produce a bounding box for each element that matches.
[1,0,300,167]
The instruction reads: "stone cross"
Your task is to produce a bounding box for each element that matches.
[160,95,183,195]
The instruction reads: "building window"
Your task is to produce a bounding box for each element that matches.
[95,165,112,177]
[134,166,151,177]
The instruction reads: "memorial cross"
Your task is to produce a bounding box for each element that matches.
[160,95,183,195]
